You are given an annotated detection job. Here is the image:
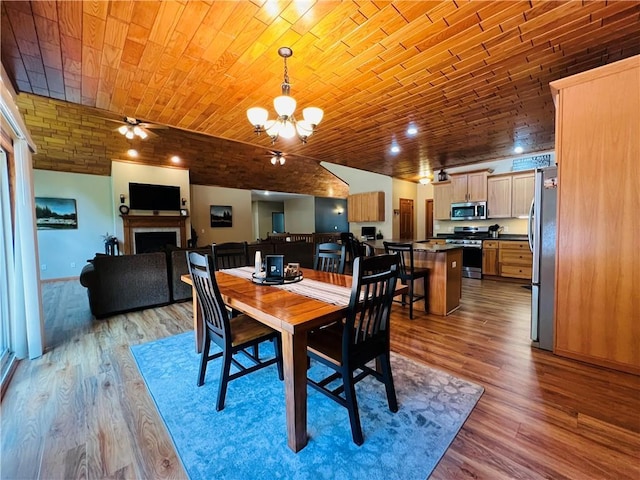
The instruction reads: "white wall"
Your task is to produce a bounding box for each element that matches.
[284,196,315,233]
[33,170,112,279]
[321,162,394,239]
[190,184,253,245]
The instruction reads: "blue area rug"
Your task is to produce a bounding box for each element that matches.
[131,332,483,480]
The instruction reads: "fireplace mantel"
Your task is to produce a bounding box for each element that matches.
[121,215,187,254]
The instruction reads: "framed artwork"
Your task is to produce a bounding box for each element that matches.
[210,205,232,228]
[35,197,78,230]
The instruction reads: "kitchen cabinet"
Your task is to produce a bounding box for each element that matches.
[450,171,488,202]
[550,55,639,374]
[482,240,499,276]
[511,172,535,217]
[432,182,452,220]
[487,174,512,218]
[487,172,535,219]
[347,191,384,222]
[498,241,532,279]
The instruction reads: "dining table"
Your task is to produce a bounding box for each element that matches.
[181,266,406,453]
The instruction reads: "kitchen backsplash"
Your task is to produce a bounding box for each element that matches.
[434,217,528,235]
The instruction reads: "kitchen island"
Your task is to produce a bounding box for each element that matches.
[368,240,463,316]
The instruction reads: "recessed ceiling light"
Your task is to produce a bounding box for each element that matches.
[514,146,524,154]
[170,155,181,163]
[407,123,418,136]
[127,149,138,157]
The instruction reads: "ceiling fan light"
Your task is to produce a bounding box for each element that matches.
[125,130,134,140]
[118,125,128,135]
[279,120,296,139]
[274,95,296,117]
[247,107,269,126]
[279,156,285,165]
[138,129,148,139]
[302,107,323,126]
[271,156,277,165]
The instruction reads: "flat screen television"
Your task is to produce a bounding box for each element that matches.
[128,183,181,211]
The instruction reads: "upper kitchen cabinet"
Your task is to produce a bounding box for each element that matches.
[550,55,639,375]
[487,174,512,218]
[433,182,453,220]
[347,191,385,222]
[511,172,535,217]
[450,171,488,202]
[487,171,535,219]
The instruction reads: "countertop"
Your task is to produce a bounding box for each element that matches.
[367,239,463,252]
[433,234,528,242]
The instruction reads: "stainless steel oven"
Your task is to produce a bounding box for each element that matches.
[445,226,489,279]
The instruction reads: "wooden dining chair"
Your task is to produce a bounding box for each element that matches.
[383,241,429,319]
[306,254,400,445]
[314,242,346,274]
[211,241,249,270]
[187,252,283,411]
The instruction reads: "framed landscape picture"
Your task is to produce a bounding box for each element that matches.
[210,205,232,228]
[35,197,78,230]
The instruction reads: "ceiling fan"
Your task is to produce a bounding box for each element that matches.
[265,150,287,166]
[106,116,167,140]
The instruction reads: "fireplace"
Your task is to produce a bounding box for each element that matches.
[134,231,178,254]
[121,215,187,255]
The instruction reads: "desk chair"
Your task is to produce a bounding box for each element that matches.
[383,241,429,319]
[306,254,400,445]
[314,242,346,274]
[187,252,283,411]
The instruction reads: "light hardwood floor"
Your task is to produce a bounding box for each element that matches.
[1,278,638,479]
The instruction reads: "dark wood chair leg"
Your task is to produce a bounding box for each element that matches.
[197,336,210,387]
[380,354,398,412]
[216,350,233,411]
[343,369,364,446]
[408,280,414,319]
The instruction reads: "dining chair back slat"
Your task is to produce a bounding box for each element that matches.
[212,241,249,270]
[314,242,346,274]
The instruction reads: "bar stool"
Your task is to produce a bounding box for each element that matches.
[383,241,428,319]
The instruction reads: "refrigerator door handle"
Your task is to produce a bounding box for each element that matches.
[527,198,535,253]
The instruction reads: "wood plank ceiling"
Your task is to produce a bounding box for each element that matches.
[2,1,639,196]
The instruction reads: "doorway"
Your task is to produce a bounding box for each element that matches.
[399,198,414,239]
[425,199,433,238]
[272,212,285,233]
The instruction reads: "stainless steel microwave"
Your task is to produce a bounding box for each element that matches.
[450,201,487,221]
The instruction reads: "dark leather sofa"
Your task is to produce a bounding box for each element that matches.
[248,240,315,269]
[80,247,210,318]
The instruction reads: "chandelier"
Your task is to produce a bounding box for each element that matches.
[247,47,323,144]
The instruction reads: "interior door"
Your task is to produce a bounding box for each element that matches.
[425,199,433,238]
[272,212,284,233]
[399,198,413,239]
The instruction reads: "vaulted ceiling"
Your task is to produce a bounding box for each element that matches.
[2,1,639,197]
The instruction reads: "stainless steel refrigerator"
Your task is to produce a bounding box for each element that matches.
[528,166,558,351]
